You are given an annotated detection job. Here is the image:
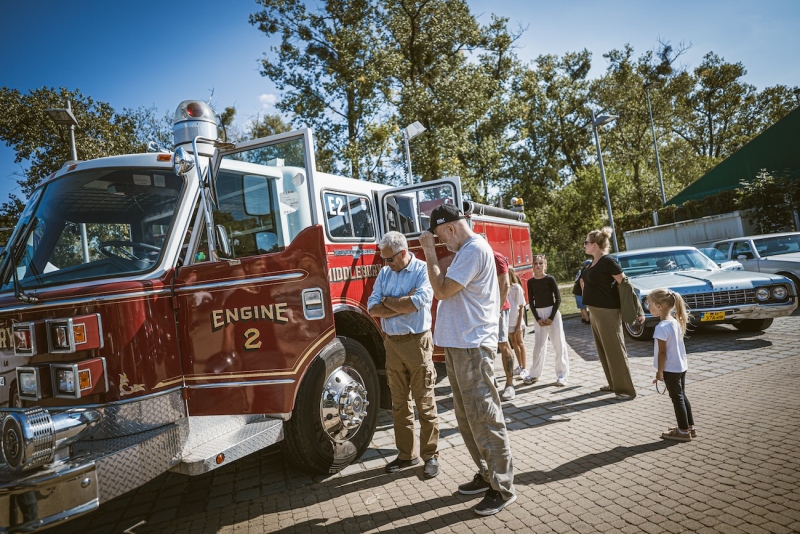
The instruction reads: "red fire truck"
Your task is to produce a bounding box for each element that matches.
[0,100,533,530]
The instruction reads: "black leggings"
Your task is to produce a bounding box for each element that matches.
[663,371,694,430]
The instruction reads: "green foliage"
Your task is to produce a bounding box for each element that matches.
[740,170,800,234]
[0,87,174,229]
[250,0,395,181]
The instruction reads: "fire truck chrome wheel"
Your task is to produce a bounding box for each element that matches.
[281,336,380,474]
[320,366,369,443]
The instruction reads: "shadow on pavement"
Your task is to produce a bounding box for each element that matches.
[259,440,679,534]
[517,440,677,484]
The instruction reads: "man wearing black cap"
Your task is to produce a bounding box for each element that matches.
[419,203,516,516]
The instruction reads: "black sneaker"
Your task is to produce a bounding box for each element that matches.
[458,473,491,495]
[474,489,517,516]
[423,457,439,479]
[385,456,420,473]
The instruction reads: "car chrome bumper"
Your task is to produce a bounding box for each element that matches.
[643,299,798,326]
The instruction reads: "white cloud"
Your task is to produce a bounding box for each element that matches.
[259,93,278,109]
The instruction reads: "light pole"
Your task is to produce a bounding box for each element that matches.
[45,101,89,262]
[44,100,79,161]
[591,110,619,253]
[644,82,667,206]
[403,121,426,185]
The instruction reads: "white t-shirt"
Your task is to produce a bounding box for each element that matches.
[507,283,525,327]
[433,235,499,349]
[653,317,688,373]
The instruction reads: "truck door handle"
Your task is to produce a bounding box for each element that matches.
[302,288,326,320]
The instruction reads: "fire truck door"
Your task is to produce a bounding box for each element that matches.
[376,179,463,236]
[174,130,335,416]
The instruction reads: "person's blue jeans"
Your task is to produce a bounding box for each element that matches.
[663,371,694,430]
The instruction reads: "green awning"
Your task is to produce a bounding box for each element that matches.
[669,106,800,206]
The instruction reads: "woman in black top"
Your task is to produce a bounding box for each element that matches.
[526,255,570,386]
[581,227,643,400]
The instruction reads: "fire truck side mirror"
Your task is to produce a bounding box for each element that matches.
[172,147,195,176]
[215,225,232,257]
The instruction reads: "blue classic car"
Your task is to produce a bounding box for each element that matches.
[611,246,798,340]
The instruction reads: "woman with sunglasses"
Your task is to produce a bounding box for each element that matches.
[581,227,643,400]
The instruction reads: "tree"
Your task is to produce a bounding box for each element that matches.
[0,87,145,199]
[590,43,693,212]
[382,1,519,196]
[740,170,800,234]
[250,0,395,181]
[507,50,593,212]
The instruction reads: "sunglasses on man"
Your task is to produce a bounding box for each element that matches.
[382,250,403,262]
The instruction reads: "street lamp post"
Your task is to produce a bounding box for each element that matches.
[591,110,619,253]
[45,101,89,262]
[44,100,79,161]
[644,82,667,206]
[403,121,426,185]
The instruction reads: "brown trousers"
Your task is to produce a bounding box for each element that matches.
[586,306,636,397]
[384,330,439,461]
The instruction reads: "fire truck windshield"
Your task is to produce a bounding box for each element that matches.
[1,168,184,292]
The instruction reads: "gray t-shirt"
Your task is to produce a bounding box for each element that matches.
[433,235,499,349]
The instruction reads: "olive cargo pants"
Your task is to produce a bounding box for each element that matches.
[384,330,439,461]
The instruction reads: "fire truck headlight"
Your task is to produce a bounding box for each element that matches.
[56,369,75,394]
[19,371,37,396]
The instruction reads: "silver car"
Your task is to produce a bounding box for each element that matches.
[612,246,798,341]
[711,232,800,292]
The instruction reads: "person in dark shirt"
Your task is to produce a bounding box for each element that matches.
[526,255,570,386]
[572,259,592,324]
[580,227,643,400]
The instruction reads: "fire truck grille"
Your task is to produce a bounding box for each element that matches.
[682,289,755,309]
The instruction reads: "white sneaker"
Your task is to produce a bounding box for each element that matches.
[519,369,531,381]
[555,377,567,387]
[522,371,537,385]
[500,386,515,401]
[513,366,522,377]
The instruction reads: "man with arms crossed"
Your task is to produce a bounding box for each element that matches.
[419,204,516,515]
[368,231,440,478]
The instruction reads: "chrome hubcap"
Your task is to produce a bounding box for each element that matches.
[320,366,369,443]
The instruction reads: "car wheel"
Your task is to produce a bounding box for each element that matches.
[281,337,379,474]
[733,318,774,332]
[781,273,800,295]
[624,321,655,341]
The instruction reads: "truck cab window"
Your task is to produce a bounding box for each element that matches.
[733,241,754,259]
[382,183,456,236]
[215,136,312,256]
[324,192,375,240]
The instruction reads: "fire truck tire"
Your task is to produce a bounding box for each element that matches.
[281,337,379,474]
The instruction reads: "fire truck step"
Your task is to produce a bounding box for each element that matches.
[172,416,283,476]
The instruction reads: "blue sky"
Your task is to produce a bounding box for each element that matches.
[2,0,799,204]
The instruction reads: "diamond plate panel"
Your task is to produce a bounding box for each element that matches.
[173,416,283,476]
[181,414,272,452]
[87,389,185,439]
[89,422,185,503]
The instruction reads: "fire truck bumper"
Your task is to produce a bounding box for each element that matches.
[0,422,183,532]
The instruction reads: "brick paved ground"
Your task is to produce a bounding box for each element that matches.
[63,312,800,533]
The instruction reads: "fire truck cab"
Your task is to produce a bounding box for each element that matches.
[0,101,532,531]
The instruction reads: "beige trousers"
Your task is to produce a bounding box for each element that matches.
[384,330,439,461]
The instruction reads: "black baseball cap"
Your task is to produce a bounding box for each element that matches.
[428,203,465,232]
